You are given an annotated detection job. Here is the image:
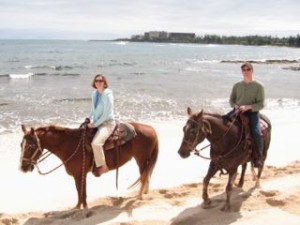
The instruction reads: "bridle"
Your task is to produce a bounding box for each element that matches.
[21,131,43,165]
[21,125,88,200]
[21,127,87,175]
[184,114,243,160]
[182,118,211,148]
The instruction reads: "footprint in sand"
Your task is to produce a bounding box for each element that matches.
[260,190,287,207]
[211,183,222,192]
[159,189,168,195]
[260,190,280,197]
[0,217,19,225]
[266,197,287,206]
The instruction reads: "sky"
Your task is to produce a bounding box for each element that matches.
[0,0,299,40]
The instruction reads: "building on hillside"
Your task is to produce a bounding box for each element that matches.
[131,31,196,42]
[144,31,168,41]
[168,32,195,42]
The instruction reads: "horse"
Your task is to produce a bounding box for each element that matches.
[19,122,159,209]
[177,107,271,211]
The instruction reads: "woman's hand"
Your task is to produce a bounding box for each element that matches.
[87,123,94,129]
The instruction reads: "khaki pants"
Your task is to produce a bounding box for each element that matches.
[92,121,116,167]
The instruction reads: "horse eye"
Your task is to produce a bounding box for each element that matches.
[190,130,196,135]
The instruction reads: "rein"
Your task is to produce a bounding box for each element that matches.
[23,127,88,202]
[27,128,87,176]
[192,114,244,160]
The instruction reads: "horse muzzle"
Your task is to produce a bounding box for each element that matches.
[20,162,34,173]
[178,148,191,159]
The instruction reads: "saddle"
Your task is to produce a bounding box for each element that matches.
[224,110,269,136]
[239,113,269,137]
[238,113,270,161]
[84,122,136,151]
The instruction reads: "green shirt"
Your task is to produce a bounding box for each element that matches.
[229,80,265,112]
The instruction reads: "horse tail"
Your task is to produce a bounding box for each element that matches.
[128,138,159,189]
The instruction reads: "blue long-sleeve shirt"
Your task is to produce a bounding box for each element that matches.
[89,89,115,128]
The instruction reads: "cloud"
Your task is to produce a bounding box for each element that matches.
[0,0,299,39]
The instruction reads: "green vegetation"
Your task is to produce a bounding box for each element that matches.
[123,33,300,48]
[193,34,300,47]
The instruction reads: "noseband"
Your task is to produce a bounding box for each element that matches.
[183,118,211,147]
[184,115,240,159]
[21,131,43,165]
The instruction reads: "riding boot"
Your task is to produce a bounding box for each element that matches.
[93,165,109,177]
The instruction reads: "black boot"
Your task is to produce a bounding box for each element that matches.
[254,153,263,168]
[254,159,262,168]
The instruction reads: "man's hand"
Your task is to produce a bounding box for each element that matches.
[238,105,252,112]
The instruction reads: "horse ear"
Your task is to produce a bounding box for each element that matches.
[196,109,204,119]
[30,127,35,135]
[21,124,27,134]
[187,107,193,116]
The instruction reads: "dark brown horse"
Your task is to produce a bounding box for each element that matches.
[178,107,271,211]
[20,122,159,209]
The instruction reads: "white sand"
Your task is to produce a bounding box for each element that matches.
[1,108,300,225]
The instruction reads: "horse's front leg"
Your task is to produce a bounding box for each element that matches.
[202,161,218,209]
[237,163,247,188]
[73,173,88,209]
[221,169,237,211]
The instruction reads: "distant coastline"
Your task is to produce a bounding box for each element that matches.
[111,31,300,48]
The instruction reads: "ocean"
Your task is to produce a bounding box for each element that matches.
[1,40,300,133]
[1,40,300,213]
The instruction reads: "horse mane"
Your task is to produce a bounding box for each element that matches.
[35,125,82,137]
[202,111,232,126]
[203,111,223,118]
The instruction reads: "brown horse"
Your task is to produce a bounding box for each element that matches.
[178,107,271,211]
[20,122,159,209]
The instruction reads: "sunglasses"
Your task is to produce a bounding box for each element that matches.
[95,79,104,83]
[242,68,251,72]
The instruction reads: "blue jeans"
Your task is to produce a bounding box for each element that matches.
[245,111,263,157]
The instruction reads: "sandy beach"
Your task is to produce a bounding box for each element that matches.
[1,109,300,225]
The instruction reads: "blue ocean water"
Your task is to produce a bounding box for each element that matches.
[0,40,300,133]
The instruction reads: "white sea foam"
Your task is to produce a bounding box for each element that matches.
[114,41,128,45]
[9,72,34,79]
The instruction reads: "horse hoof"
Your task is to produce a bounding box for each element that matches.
[201,200,212,209]
[221,204,231,212]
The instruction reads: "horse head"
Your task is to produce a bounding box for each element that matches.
[20,125,43,172]
[178,107,212,158]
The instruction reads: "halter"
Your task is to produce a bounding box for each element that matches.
[21,125,88,201]
[21,127,87,175]
[185,114,243,160]
[21,131,43,165]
